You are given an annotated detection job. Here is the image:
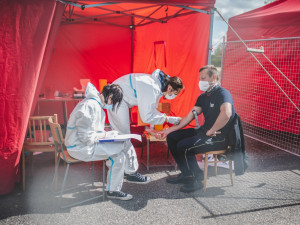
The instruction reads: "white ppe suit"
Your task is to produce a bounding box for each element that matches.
[65,82,125,192]
[107,69,180,174]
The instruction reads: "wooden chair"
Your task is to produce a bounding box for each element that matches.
[140,102,175,171]
[203,149,234,192]
[22,114,58,191]
[191,110,233,191]
[48,117,106,209]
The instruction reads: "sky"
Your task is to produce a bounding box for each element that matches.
[212,0,267,50]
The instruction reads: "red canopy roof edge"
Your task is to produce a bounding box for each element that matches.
[66,0,216,7]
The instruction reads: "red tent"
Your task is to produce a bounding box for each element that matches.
[0,0,215,194]
[222,0,300,135]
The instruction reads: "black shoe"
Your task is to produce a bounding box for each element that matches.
[166,173,194,184]
[180,179,203,193]
[107,191,133,201]
[126,172,151,184]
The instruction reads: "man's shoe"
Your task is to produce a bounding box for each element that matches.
[166,173,194,184]
[107,191,133,201]
[126,172,151,184]
[180,179,203,193]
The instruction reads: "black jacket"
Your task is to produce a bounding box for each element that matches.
[226,113,248,175]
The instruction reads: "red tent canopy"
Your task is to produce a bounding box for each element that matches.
[222,0,300,135]
[227,0,300,41]
[0,0,215,194]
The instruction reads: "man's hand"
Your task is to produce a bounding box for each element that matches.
[206,129,221,137]
[155,129,171,140]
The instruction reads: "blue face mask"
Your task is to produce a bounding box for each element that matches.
[103,104,113,110]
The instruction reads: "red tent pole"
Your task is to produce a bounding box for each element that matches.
[130,17,134,73]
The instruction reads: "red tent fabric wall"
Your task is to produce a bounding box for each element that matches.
[222,0,300,134]
[0,0,214,194]
[0,0,64,195]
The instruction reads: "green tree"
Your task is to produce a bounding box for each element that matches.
[264,0,277,4]
[211,43,223,67]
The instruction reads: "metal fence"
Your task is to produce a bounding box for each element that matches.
[222,37,300,156]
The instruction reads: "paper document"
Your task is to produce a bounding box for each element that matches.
[99,134,141,143]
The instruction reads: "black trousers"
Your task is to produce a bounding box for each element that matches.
[167,128,228,180]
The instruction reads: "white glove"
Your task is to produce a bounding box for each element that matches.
[105,130,119,138]
[167,116,181,125]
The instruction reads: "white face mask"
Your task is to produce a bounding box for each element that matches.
[165,93,177,100]
[103,104,113,110]
[199,81,210,92]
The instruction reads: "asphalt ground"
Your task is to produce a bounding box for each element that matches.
[0,137,299,225]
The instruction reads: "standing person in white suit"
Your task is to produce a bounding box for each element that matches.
[65,82,133,200]
[107,69,184,182]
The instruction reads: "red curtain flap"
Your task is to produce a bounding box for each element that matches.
[0,0,63,195]
[227,0,300,41]
[133,13,210,125]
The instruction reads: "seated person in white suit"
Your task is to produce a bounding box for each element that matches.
[65,82,149,200]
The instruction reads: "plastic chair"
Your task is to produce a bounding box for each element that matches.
[202,149,234,192]
[22,114,58,192]
[48,117,106,209]
[140,102,176,171]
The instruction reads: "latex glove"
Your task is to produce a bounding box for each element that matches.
[97,131,106,140]
[105,130,119,138]
[166,116,181,125]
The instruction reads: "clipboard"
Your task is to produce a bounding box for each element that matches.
[98,134,141,143]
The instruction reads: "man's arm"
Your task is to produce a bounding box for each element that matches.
[157,106,202,139]
[206,102,232,137]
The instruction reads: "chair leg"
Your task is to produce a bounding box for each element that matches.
[54,151,58,190]
[229,160,234,186]
[214,154,218,176]
[22,149,25,192]
[51,156,61,192]
[102,161,106,201]
[92,162,95,187]
[146,139,150,171]
[59,163,70,206]
[30,152,34,174]
[203,153,209,192]
[141,135,144,159]
[167,147,170,159]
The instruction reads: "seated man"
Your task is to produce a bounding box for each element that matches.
[65,82,150,200]
[157,65,235,193]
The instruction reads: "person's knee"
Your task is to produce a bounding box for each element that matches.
[166,131,178,144]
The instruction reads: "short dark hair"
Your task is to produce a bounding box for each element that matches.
[168,76,184,91]
[101,84,123,111]
[199,65,219,80]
